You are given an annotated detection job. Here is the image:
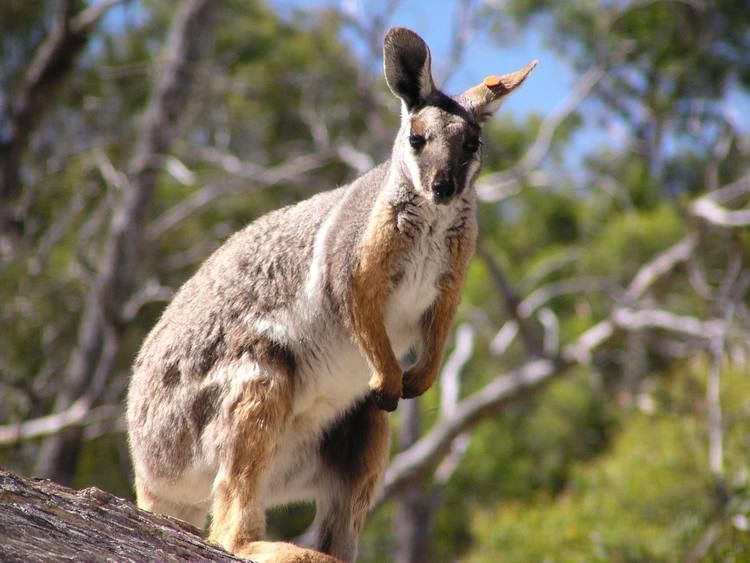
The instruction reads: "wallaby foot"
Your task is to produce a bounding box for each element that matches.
[232,540,341,563]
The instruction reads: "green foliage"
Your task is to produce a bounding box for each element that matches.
[423,372,612,560]
[76,435,134,499]
[582,203,683,279]
[465,362,750,562]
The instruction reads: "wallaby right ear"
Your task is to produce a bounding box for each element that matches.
[383,27,435,112]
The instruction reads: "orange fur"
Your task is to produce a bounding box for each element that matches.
[402,222,477,399]
[209,370,295,555]
[349,198,409,411]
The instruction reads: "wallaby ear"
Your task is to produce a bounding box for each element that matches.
[461,60,538,124]
[383,27,435,112]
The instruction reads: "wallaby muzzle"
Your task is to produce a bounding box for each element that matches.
[432,178,456,204]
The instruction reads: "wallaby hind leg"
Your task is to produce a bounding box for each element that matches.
[208,362,337,562]
[314,395,390,562]
[135,475,210,530]
[208,362,292,553]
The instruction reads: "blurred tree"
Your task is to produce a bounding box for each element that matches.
[1,0,749,561]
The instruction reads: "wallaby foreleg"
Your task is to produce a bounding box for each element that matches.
[402,230,476,399]
[349,199,409,411]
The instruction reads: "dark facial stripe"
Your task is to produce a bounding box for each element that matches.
[422,91,480,130]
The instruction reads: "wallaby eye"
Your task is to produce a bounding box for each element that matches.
[463,137,481,153]
[408,134,426,150]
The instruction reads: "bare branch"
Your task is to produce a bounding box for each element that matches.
[613,307,724,339]
[523,248,580,288]
[477,64,605,202]
[300,104,374,175]
[518,277,613,318]
[434,324,475,485]
[380,357,566,500]
[72,0,125,33]
[707,331,725,487]
[93,149,129,192]
[490,321,519,357]
[706,173,750,204]
[147,151,332,239]
[121,278,174,322]
[0,402,121,446]
[691,198,750,227]
[622,234,697,302]
[31,180,97,273]
[339,0,401,63]
[690,173,750,227]
[538,307,560,355]
[685,518,725,563]
[35,0,217,483]
[477,240,543,355]
[438,0,482,84]
[440,324,474,415]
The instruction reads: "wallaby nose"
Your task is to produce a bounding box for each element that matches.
[432,180,455,204]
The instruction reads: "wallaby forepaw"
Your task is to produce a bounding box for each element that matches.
[371,388,400,411]
[401,370,428,399]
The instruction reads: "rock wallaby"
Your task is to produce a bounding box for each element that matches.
[127,26,536,562]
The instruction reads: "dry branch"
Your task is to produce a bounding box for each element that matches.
[690,173,750,227]
[148,150,332,239]
[0,469,241,562]
[691,198,750,227]
[518,276,613,318]
[0,401,120,446]
[622,234,697,302]
[477,242,542,355]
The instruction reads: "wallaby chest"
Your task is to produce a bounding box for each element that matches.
[283,194,472,423]
[385,193,474,336]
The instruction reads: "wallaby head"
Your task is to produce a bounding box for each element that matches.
[384,27,537,205]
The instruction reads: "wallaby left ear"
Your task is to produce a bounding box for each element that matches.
[383,27,435,112]
[461,60,538,124]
